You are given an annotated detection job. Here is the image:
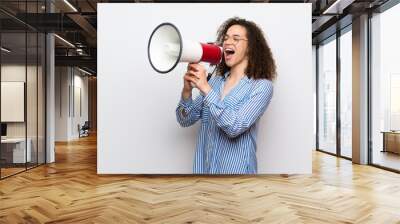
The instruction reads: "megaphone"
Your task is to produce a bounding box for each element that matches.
[148,23,222,74]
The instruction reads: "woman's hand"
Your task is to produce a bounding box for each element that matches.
[182,64,195,100]
[185,63,212,96]
[183,69,194,93]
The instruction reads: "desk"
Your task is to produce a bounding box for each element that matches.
[382,131,400,154]
[1,138,31,163]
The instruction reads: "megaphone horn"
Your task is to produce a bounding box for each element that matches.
[148,23,222,74]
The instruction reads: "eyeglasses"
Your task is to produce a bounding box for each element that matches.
[222,35,248,45]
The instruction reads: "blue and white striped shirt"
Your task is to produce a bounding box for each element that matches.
[176,73,273,174]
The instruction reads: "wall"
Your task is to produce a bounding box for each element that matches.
[312,45,317,150]
[1,64,41,138]
[88,77,97,132]
[55,67,68,141]
[55,67,89,141]
[72,71,89,138]
[98,3,313,174]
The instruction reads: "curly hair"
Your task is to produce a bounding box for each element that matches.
[215,17,277,81]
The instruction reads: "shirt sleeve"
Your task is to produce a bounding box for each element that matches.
[176,94,204,127]
[203,80,273,138]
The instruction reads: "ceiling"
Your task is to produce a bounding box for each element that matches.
[0,0,393,74]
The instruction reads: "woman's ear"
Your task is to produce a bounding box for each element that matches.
[245,48,250,58]
[244,41,250,55]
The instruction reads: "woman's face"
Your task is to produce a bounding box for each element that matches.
[222,25,249,68]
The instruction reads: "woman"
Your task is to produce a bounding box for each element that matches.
[176,17,277,174]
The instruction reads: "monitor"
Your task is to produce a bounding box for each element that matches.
[1,123,7,137]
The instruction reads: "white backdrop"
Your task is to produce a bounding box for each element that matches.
[98,3,313,174]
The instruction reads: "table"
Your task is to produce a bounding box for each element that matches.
[1,138,32,164]
[381,131,400,154]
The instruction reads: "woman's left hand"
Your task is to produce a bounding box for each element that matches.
[186,63,212,96]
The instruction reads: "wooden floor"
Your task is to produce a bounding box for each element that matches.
[0,167,26,178]
[1,135,400,223]
[1,163,44,178]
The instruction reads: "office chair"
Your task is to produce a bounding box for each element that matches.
[79,121,90,138]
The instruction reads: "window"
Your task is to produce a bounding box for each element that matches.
[318,36,337,155]
[370,2,400,171]
[340,28,352,158]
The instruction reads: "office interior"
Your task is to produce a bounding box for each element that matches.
[0,0,400,223]
[0,0,97,179]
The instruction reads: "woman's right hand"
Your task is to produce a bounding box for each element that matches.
[182,63,196,100]
[183,71,193,93]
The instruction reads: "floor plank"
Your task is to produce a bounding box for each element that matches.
[1,134,400,223]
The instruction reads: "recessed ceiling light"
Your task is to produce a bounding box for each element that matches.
[323,0,354,15]
[63,0,78,12]
[78,67,93,76]
[1,47,11,53]
[54,34,75,48]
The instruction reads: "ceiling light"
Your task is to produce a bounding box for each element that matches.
[54,34,75,48]
[78,67,93,76]
[63,0,78,12]
[322,0,355,15]
[1,47,11,53]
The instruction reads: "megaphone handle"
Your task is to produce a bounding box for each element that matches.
[207,73,212,81]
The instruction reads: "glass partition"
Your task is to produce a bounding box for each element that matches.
[0,31,28,177]
[0,1,46,179]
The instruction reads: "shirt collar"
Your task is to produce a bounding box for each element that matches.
[223,72,251,83]
[223,72,229,79]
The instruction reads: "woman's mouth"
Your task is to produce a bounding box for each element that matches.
[224,48,235,61]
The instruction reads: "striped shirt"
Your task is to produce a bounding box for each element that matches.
[176,73,273,174]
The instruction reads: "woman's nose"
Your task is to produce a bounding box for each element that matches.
[224,39,234,45]
[223,42,233,48]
